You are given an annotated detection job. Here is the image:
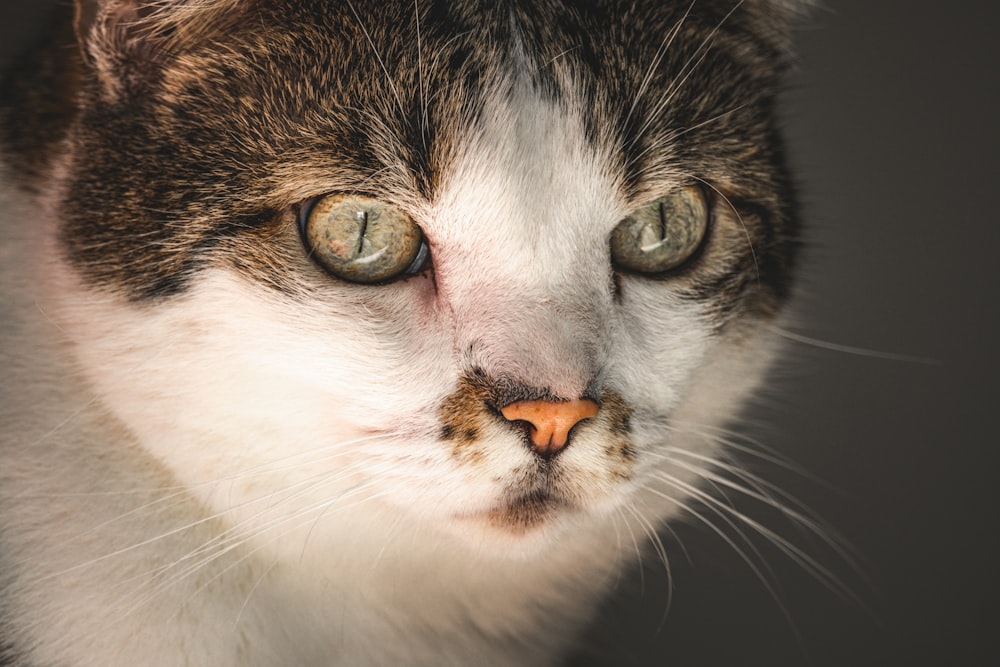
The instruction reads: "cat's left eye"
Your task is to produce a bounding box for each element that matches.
[610,185,709,275]
[299,194,429,284]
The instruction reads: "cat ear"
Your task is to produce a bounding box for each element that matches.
[74,0,168,98]
[73,0,229,99]
[740,0,816,58]
[745,0,816,17]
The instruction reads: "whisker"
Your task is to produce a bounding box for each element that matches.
[233,555,280,630]
[542,45,581,68]
[652,470,870,613]
[624,502,674,629]
[660,451,868,576]
[125,482,393,620]
[344,0,405,119]
[622,0,695,132]
[367,510,409,573]
[627,102,753,174]
[608,506,644,592]
[770,324,941,365]
[672,102,749,140]
[413,0,428,152]
[619,503,648,592]
[639,417,821,483]
[12,429,403,502]
[645,479,801,639]
[21,454,382,586]
[691,175,761,285]
[165,466,384,573]
[653,470,784,590]
[629,1,745,149]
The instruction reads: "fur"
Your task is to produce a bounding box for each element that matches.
[0,1,807,665]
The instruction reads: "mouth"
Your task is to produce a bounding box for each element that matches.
[481,489,573,534]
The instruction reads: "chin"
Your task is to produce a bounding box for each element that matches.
[445,493,593,559]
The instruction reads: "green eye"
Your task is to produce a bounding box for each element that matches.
[299,194,428,284]
[610,185,709,274]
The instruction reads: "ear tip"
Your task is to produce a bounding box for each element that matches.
[73,1,100,48]
[785,0,821,17]
[73,1,135,55]
[745,0,819,19]
[71,0,168,100]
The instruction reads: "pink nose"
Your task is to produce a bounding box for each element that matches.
[500,398,600,457]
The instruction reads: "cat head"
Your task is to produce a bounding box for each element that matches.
[42,0,805,557]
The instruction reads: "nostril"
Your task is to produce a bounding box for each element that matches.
[500,398,600,458]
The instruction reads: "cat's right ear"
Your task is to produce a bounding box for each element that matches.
[74,0,165,100]
[73,0,230,101]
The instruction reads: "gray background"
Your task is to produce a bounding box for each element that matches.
[1,2,996,666]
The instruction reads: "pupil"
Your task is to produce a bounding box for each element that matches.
[355,210,369,256]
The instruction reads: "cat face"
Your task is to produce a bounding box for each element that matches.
[48,0,801,557]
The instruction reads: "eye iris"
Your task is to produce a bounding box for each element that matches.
[610,185,708,274]
[303,195,423,284]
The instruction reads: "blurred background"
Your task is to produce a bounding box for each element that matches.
[1,2,996,665]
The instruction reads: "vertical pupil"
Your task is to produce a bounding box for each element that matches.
[355,210,368,256]
[657,201,667,241]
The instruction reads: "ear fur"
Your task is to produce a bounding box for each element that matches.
[743,0,817,28]
[739,0,816,58]
[744,0,817,16]
[75,0,165,99]
[73,0,239,100]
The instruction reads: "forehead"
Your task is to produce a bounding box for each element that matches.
[160,0,781,200]
[428,77,626,279]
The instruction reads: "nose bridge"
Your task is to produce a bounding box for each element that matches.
[448,278,607,398]
[428,85,618,396]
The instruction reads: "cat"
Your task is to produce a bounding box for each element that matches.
[0,1,809,665]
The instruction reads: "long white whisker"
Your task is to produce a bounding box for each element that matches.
[23,453,382,586]
[659,451,867,574]
[624,502,674,627]
[653,471,784,591]
[653,470,868,612]
[647,482,796,624]
[628,102,751,171]
[413,0,428,152]
[691,175,761,285]
[630,1,745,149]
[638,417,821,484]
[125,482,393,619]
[233,556,280,630]
[26,433,403,569]
[345,0,405,119]
[622,0,695,130]
[542,45,581,68]
[769,324,941,365]
[165,466,384,574]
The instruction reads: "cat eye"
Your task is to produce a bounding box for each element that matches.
[610,185,709,275]
[299,194,429,284]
